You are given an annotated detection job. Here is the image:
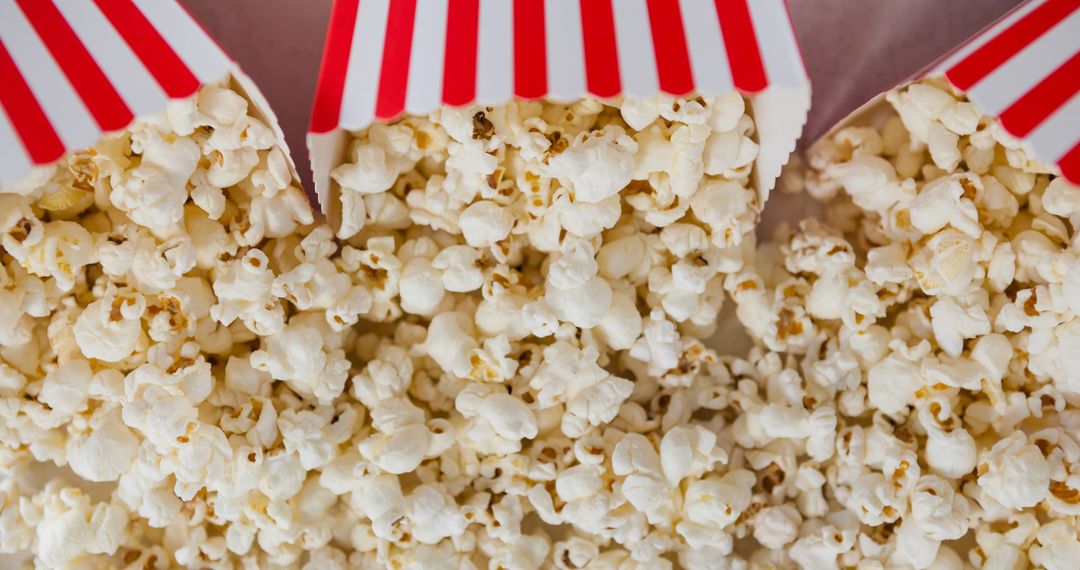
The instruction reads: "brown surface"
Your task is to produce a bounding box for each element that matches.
[787,0,1023,143]
[181,0,1024,194]
[182,0,333,192]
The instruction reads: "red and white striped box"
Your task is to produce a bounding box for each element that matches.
[0,0,297,188]
[816,0,1080,184]
[307,0,811,222]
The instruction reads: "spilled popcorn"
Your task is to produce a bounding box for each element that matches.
[719,76,1080,569]
[0,89,766,569]
[1,75,1078,570]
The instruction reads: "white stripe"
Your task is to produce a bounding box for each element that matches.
[132,0,230,86]
[405,0,449,116]
[339,0,390,131]
[611,0,658,97]
[53,0,167,119]
[545,0,586,101]
[745,0,805,88]
[933,0,1048,74]
[0,104,31,187]
[966,9,1080,116]
[0,0,98,152]
[1026,90,1080,163]
[679,0,732,95]
[477,0,513,104]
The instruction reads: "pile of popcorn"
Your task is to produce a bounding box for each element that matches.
[1,72,1078,570]
[724,77,1080,569]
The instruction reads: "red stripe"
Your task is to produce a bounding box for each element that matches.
[714,0,767,93]
[998,50,1080,138]
[0,39,65,164]
[580,0,620,98]
[17,0,133,132]
[513,0,547,99]
[443,0,479,106]
[946,0,1080,91]
[374,0,418,119]
[93,0,199,98]
[1060,142,1080,185]
[645,0,694,95]
[310,0,360,133]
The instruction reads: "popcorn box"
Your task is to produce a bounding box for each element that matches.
[0,0,299,189]
[811,0,1080,185]
[307,0,811,228]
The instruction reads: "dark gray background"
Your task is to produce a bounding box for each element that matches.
[183,0,1024,189]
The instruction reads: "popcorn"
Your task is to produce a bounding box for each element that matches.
[210,248,285,335]
[21,221,96,292]
[458,200,514,247]
[729,77,1080,570]
[250,319,350,404]
[752,504,801,550]
[66,408,140,482]
[111,139,199,227]
[976,431,1050,510]
[72,286,146,362]
[431,245,484,292]
[13,70,1078,570]
[544,125,637,203]
[681,469,754,536]
[545,238,613,329]
[38,358,93,416]
[34,486,128,567]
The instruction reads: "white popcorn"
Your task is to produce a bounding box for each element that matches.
[929,291,990,357]
[977,431,1050,510]
[545,126,638,203]
[1030,520,1080,570]
[691,179,757,247]
[359,423,432,475]
[35,487,128,567]
[38,358,93,415]
[1042,177,1080,218]
[920,402,977,479]
[737,78,1080,570]
[67,408,139,482]
[545,238,612,329]
[927,122,961,171]
[20,220,95,293]
[630,313,681,376]
[210,248,285,335]
[14,75,1079,570]
[250,320,350,404]
[753,505,801,550]
[73,286,146,362]
[909,175,981,238]
[556,193,622,238]
[431,245,484,292]
[597,288,643,350]
[399,256,446,315]
[704,128,758,176]
[458,200,514,247]
[247,185,315,239]
[825,156,903,212]
[681,470,754,534]
[420,311,479,378]
[111,127,200,230]
[476,392,539,443]
[620,97,662,131]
